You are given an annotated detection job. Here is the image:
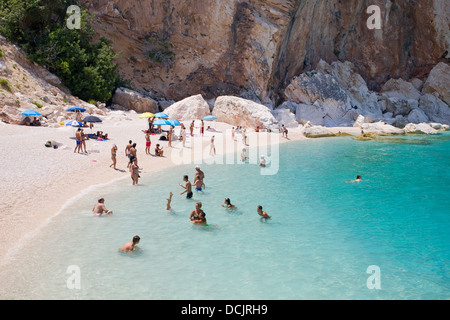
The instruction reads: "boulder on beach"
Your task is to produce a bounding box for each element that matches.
[303,125,336,138]
[164,94,210,121]
[360,121,405,136]
[213,96,278,130]
[404,123,439,135]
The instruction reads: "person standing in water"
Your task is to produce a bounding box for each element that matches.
[179,175,193,199]
[190,202,206,225]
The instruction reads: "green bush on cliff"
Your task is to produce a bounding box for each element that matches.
[0,0,122,102]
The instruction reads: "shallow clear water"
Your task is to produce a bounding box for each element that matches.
[1,133,449,300]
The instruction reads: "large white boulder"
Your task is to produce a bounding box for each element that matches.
[213,96,278,130]
[303,125,336,138]
[361,121,406,135]
[404,123,439,135]
[164,94,211,121]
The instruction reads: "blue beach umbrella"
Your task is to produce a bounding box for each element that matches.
[21,110,42,116]
[154,112,169,118]
[66,106,86,112]
[152,118,170,126]
[202,115,217,121]
[65,120,83,127]
[167,119,180,126]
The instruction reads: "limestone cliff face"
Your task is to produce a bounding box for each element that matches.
[80,0,449,105]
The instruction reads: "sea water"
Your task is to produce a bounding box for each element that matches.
[1,133,449,300]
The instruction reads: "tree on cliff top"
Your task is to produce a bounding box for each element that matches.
[0,0,122,102]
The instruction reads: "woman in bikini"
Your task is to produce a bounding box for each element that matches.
[110,144,118,169]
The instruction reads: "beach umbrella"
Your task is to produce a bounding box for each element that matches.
[65,120,83,127]
[138,112,155,119]
[66,106,86,112]
[21,110,42,116]
[167,119,180,126]
[154,112,169,118]
[202,115,217,121]
[152,118,170,126]
[82,115,102,123]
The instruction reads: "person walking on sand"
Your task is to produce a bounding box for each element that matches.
[93,198,113,216]
[281,124,288,138]
[74,128,82,153]
[125,140,132,167]
[130,158,140,185]
[110,144,118,169]
[179,175,193,199]
[210,135,216,155]
[190,202,206,225]
[257,205,271,219]
[180,123,187,147]
[80,129,88,153]
[145,131,151,155]
[120,235,140,253]
[190,120,195,136]
[129,143,137,166]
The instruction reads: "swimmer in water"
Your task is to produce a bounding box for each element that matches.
[92,198,113,216]
[119,235,140,253]
[257,205,271,219]
[221,198,235,209]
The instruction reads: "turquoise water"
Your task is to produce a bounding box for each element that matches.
[1,133,449,300]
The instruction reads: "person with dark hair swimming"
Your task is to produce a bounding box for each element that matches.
[120,235,140,253]
[222,198,235,209]
[257,205,271,219]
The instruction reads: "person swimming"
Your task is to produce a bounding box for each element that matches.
[257,205,271,219]
[119,235,140,253]
[221,198,235,209]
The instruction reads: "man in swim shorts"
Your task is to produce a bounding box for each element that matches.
[179,175,193,199]
[193,175,204,192]
[74,128,82,153]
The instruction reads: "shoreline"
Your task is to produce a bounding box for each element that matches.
[0,116,359,268]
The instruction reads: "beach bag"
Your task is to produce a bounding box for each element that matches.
[45,141,52,148]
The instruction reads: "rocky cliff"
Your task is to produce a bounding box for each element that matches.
[81,0,449,106]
